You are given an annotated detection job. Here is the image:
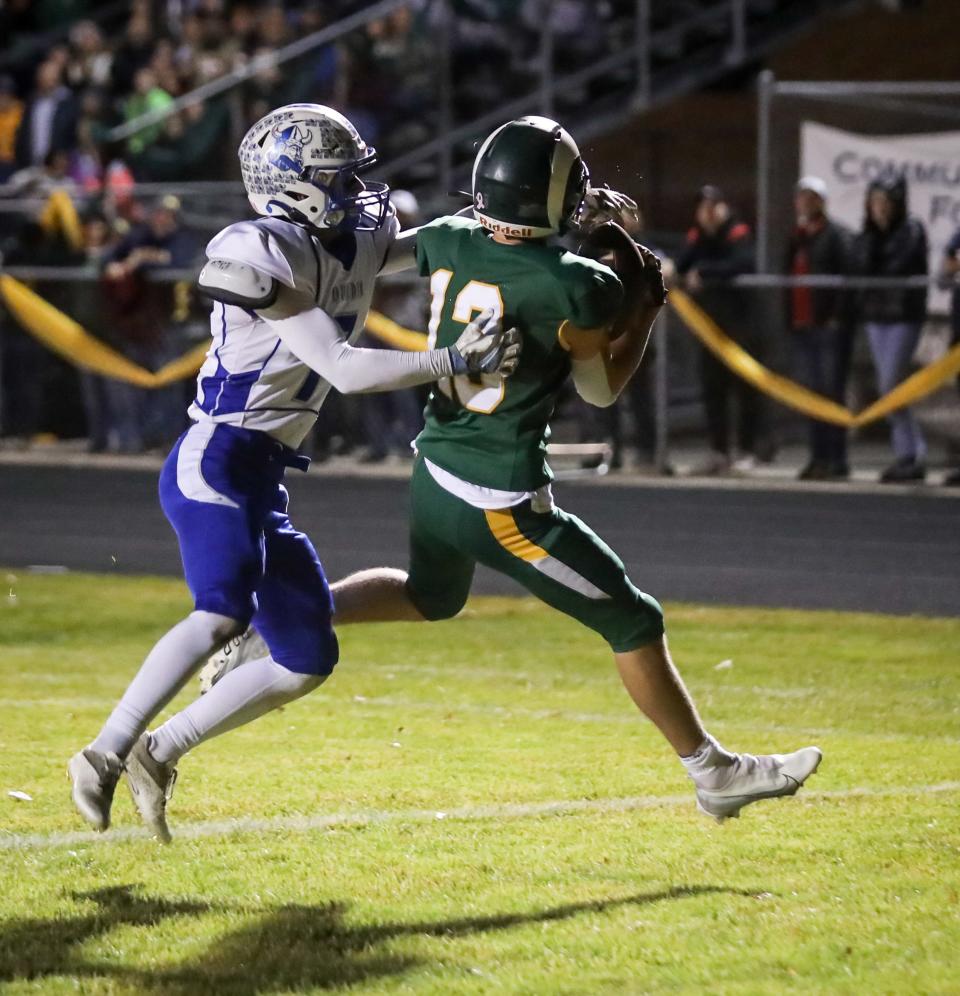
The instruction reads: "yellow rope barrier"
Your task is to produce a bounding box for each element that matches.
[669,290,855,427]
[669,289,960,428]
[3,273,957,426]
[152,342,214,386]
[38,189,84,253]
[852,342,960,427]
[0,274,157,388]
[364,309,428,351]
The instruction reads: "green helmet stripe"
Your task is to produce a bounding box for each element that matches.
[471,122,507,203]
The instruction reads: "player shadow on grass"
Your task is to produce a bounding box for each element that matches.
[0,882,756,992]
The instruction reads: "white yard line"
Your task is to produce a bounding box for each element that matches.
[3,781,959,852]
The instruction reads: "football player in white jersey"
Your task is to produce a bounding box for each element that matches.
[68,104,520,841]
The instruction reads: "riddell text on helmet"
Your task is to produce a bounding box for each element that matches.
[481,218,536,238]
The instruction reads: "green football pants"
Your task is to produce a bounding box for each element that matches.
[406,459,664,652]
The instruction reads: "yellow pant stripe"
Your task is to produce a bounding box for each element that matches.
[484,508,548,563]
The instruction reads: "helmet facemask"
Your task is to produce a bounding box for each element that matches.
[561,157,590,234]
[300,159,390,232]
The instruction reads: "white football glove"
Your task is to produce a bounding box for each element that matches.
[577,185,640,233]
[450,308,522,377]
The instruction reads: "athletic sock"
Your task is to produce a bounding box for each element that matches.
[91,611,239,759]
[148,656,324,765]
[680,733,738,789]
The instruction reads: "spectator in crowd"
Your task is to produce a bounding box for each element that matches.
[349,6,434,155]
[940,224,960,487]
[0,212,83,443]
[69,88,111,192]
[65,20,114,91]
[149,38,185,99]
[131,98,230,181]
[0,76,24,183]
[72,212,121,452]
[221,4,259,65]
[244,49,294,126]
[260,3,293,49]
[6,148,76,198]
[100,196,198,452]
[297,7,349,110]
[123,67,174,156]
[675,185,764,475]
[853,175,928,483]
[14,60,78,169]
[784,176,854,480]
[111,9,157,98]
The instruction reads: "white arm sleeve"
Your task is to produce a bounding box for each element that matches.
[571,353,617,408]
[263,305,455,394]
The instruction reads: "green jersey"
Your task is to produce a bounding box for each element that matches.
[414,216,623,491]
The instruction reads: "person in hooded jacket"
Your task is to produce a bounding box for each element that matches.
[853,175,928,483]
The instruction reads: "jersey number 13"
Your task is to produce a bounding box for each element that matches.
[428,269,505,414]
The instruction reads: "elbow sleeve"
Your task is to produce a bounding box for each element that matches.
[572,354,617,408]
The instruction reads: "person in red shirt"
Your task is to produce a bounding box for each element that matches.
[784,177,854,480]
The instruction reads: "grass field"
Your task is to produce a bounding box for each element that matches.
[1,569,958,994]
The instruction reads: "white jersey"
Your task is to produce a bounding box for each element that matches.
[188,213,398,448]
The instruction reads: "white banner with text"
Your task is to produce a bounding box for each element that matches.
[801,121,960,313]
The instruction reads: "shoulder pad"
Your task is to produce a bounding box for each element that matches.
[206,218,318,293]
[198,259,279,310]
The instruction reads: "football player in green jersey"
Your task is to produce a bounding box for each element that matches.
[208,116,822,822]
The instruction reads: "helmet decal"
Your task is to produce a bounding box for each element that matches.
[267,124,313,174]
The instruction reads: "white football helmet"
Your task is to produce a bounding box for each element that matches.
[239,103,390,231]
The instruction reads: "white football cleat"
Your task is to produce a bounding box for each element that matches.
[198,627,266,693]
[68,746,123,832]
[124,733,177,844]
[694,746,822,822]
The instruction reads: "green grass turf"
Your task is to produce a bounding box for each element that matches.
[1,569,958,994]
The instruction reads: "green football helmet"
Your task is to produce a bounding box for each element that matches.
[472,116,589,239]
